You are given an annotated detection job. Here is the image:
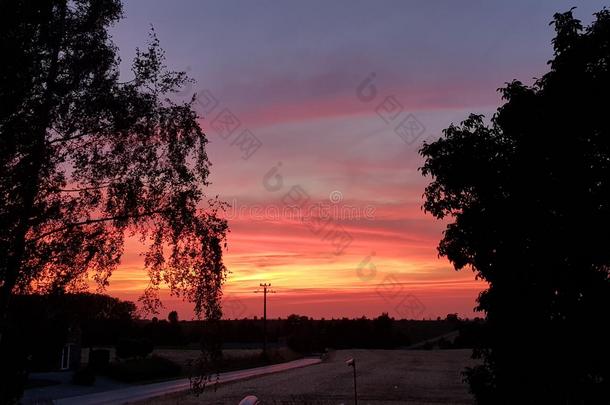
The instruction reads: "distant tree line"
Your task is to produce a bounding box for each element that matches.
[131,311,482,353]
[9,294,483,372]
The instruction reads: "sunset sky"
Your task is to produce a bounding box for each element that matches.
[105,1,606,320]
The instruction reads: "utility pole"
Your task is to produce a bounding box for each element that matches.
[255,283,275,356]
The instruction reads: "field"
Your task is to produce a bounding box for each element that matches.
[139,349,477,405]
[153,348,279,368]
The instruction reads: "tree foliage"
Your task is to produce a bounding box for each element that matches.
[0,1,227,401]
[0,0,228,317]
[421,9,610,403]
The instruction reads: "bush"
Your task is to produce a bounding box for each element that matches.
[463,365,495,404]
[88,349,110,371]
[72,368,96,386]
[106,356,181,382]
[115,338,153,359]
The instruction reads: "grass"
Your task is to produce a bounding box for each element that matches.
[183,347,302,377]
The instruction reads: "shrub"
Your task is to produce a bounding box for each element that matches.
[88,349,110,371]
[463,365,495,404]
[115,338,153,359]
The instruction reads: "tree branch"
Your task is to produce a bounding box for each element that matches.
[27,209,167,244]
[58,183,113,192]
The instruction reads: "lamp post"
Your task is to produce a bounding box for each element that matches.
[346,357,357,405]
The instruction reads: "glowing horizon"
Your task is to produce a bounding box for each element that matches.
[101,108,489,320]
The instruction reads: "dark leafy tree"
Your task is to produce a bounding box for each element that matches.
[420,9,610,404]
[0,0,227,402]
[168,310,179,324]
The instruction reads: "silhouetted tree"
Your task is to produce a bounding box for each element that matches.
[168,310,179,324]
[3,293,138,376]
[421,9,610,404]
[445,313,459,323]
[372,313,395,349]
[0,0,227,402]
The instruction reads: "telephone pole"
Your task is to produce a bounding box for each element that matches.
[255,283,275,356]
